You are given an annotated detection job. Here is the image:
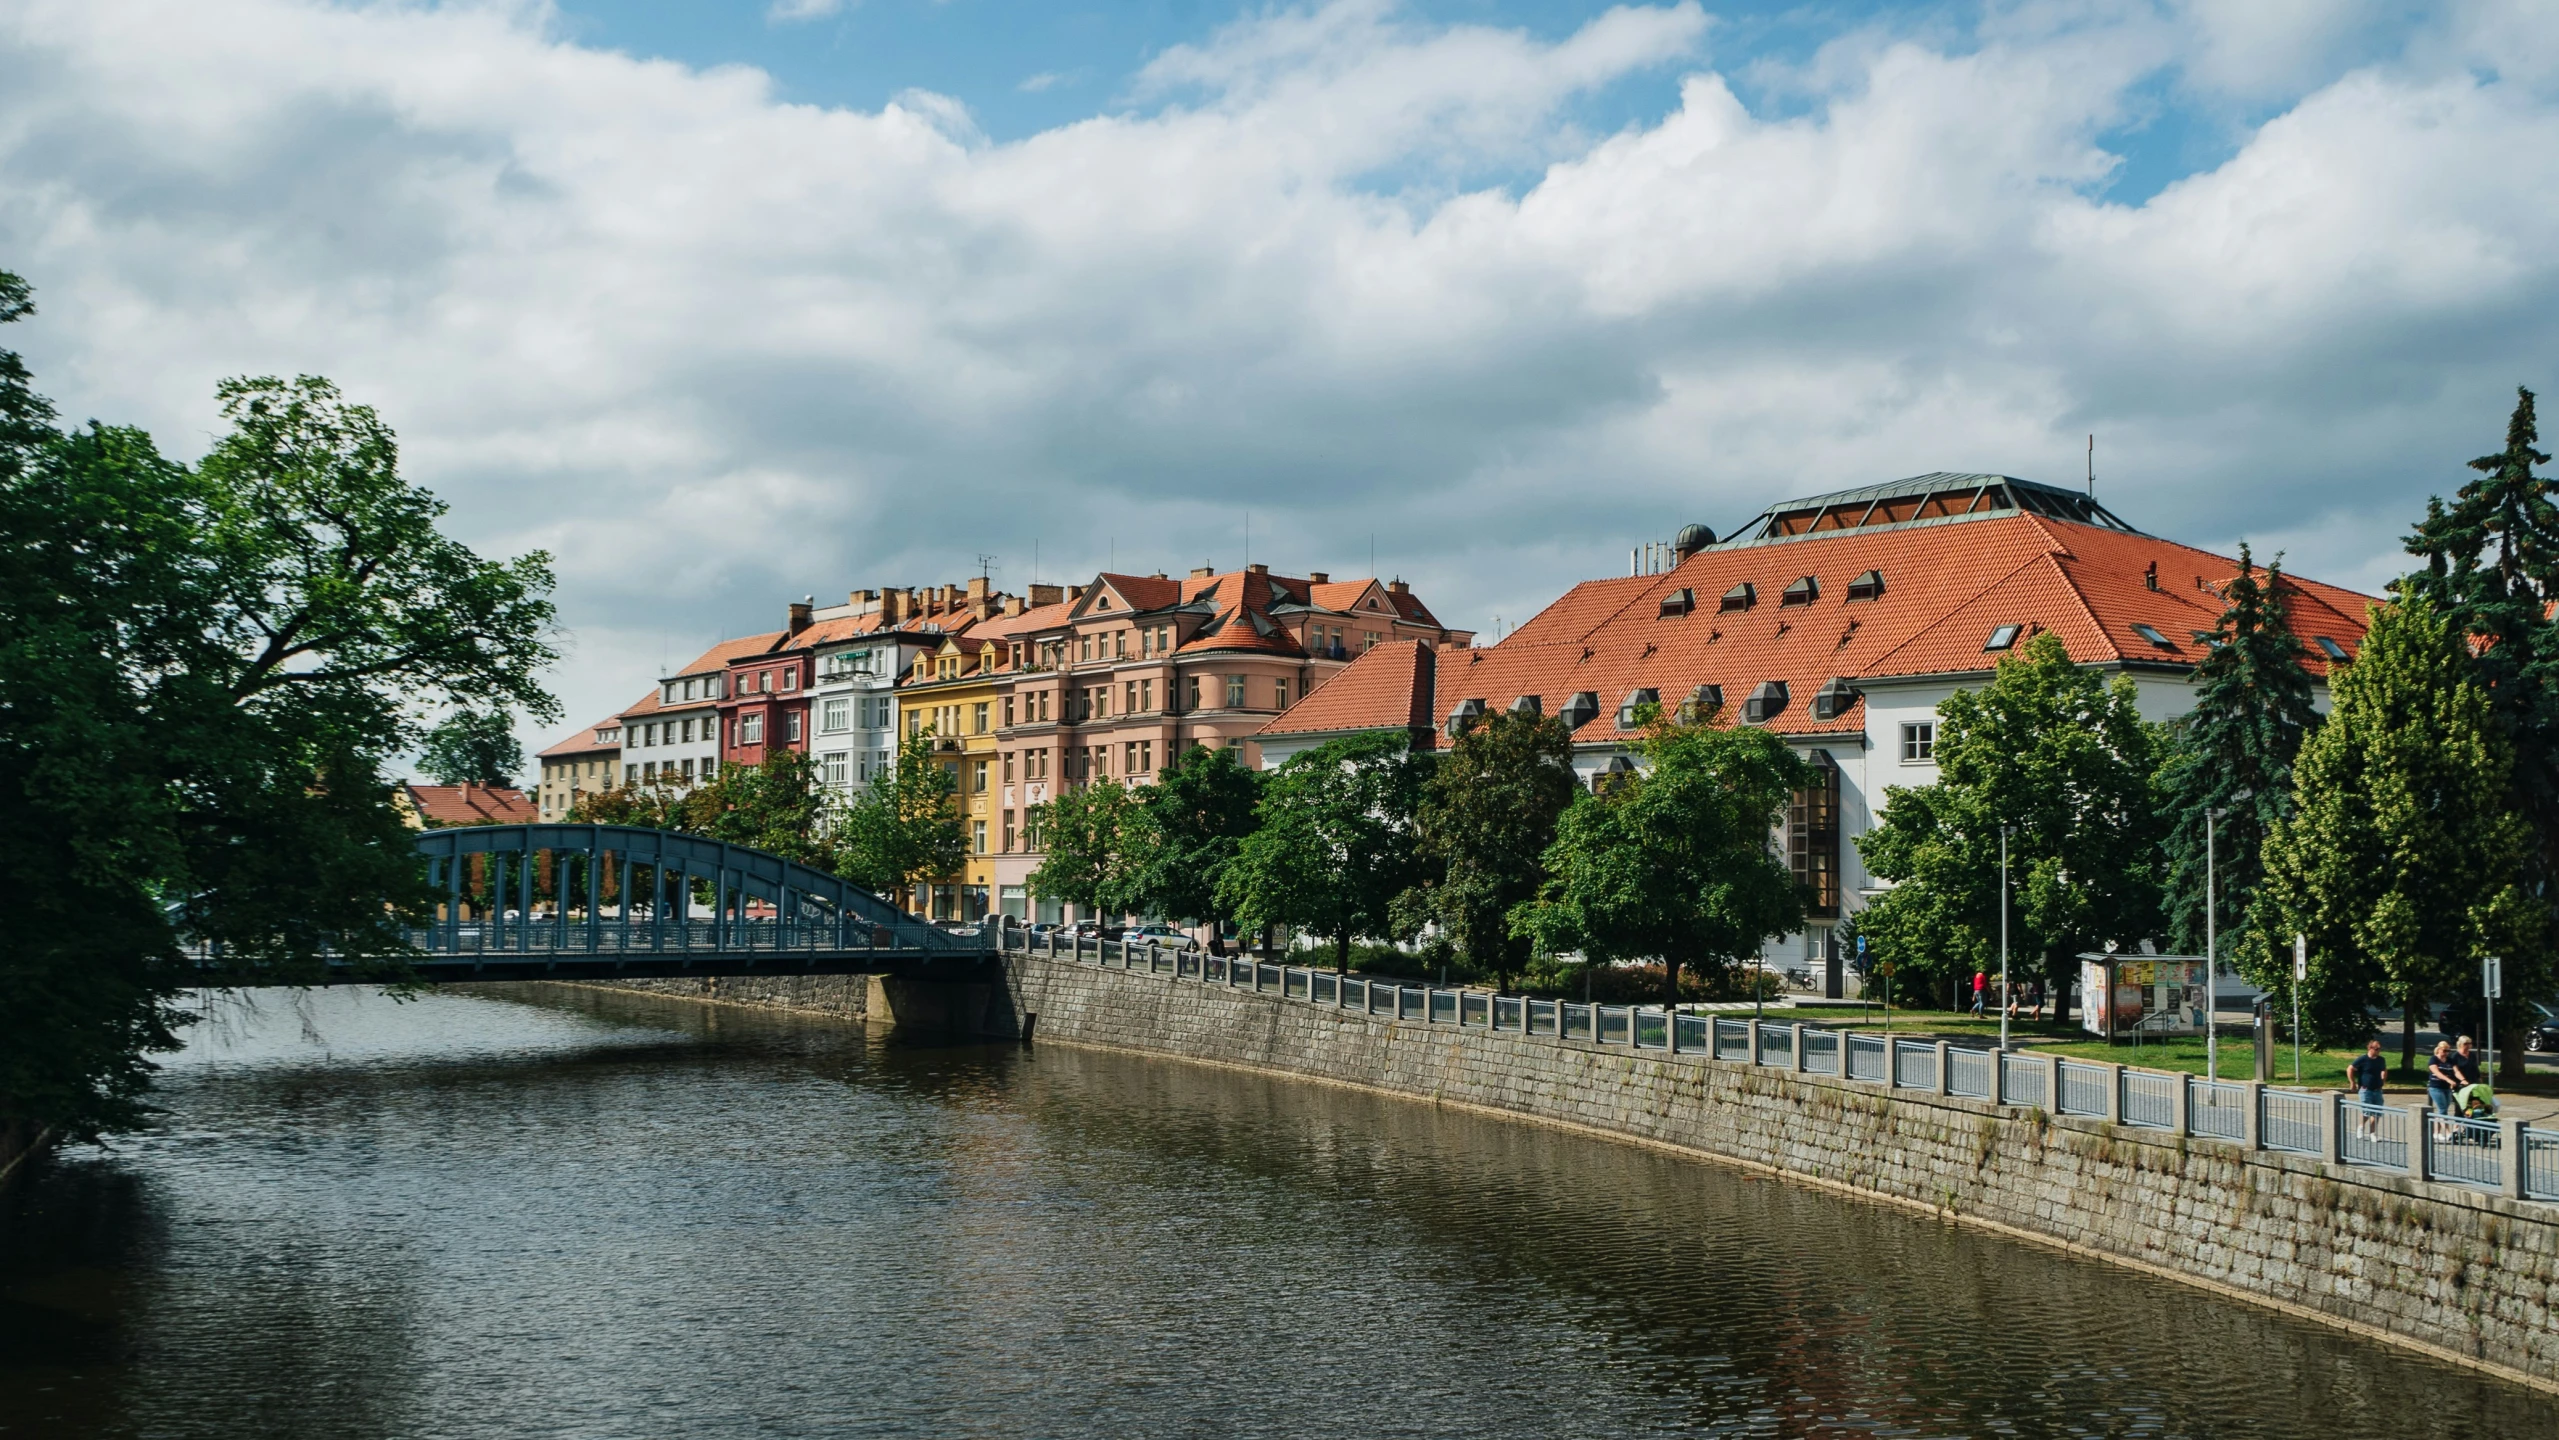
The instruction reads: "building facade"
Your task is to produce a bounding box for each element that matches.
[534,715,623,821]
[621,634,779,790]
[1256,473,2374,988]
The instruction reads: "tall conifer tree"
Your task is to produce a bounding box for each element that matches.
[2156,546,2318,959]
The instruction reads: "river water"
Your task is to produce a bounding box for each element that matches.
[0,985,2542,1439]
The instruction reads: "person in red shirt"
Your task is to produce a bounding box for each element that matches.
[1970,968,1988,1016]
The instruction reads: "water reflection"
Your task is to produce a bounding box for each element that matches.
[1,984,2540,1438]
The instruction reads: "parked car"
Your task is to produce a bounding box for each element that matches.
[1064,921,1126,941]
[2524,1002,2559,1053]
[934,919,983,938]
[1126,924,1198,950]
[1024,921,1063,939]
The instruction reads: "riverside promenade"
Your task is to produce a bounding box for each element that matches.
[980,932,2559,1394]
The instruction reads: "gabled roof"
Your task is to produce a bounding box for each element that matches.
[1258,493,2377,753]
[669,631,784,679]
[401,783,534,827]
[1262,640,1438,738]
[538,713,624,759]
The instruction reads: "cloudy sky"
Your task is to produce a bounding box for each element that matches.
[4,0,2555,748]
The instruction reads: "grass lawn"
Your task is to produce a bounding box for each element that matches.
[1793,1006,2553,1095]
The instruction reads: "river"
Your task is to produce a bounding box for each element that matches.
[1,984,2542,1438]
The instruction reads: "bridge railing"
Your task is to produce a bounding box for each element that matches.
[998,921,2559,1207]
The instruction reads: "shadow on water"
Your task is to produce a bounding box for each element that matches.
[0,982,2543,1439]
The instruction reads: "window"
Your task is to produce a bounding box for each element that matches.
[1659,587,1696,618]
[2130,622,2175,650]
[1789,752,1842,917]
[1275,679,1289,709]
[1742,680,1789,725]
[1028,748,1048,781]
[1444,697,1486,737]
[739,712,764,745]
[1002,751,1016,784]
[780,669,797,691]
[1364,631,1381,651]
[822,751,849,786]
[786,712,803,743]
[1024,804,1046,850]
[1615,688,1658,730]
[1781,576,1819,607]
[971,759,989,793]
[1847,570,1885,602]
[663,682,677,704]
[1140,679,1153,711]
[2314,635,2350,661]
[822,698,851,733]
[1226,675,1247,708]
[972,819,988,855]
[643,760,657,780]
[1812,678,1858,721]
[1002,811,1016,852]
[1004,696,1016,727]
[701,758,716,778]
[1678,684,1721,722]
[681,757,696,779]
[1720,583,1756,613]
[1560,692,1601,729]
[1079,635,1092,663]
[625,764,638,782]
[1984,624,2021,651]
[1125,680,1138,714]
[1901,722,1935,762]
[973,701,991,733]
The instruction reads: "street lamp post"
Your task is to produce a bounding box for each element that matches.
[2000,825,2011,1053]
[2203,792,2253,1087]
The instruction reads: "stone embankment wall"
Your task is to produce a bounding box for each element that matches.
[591,973,883,1019]
[993,950,2559,1394]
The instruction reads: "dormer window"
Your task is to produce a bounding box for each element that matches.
[1781,576,1819,607]
[1560,692,1600,729]
[1812,678,1859,721]
[1510,695,1542,716]
[1742,680,1789,725]
[1615,687,1660,730]
[1659,587,1696,618]
[1679,684,1723,721]
[2314,636,2350,661]
[2130,623,2174,650]
[1444,697,1486,737]
[1720,583,1756,613]
[1847,570,1884,602]
[1985,625,2021,651]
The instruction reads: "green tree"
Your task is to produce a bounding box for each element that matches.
[680,748,832,869]
[832,728,965,905]
[1855,632,2161,1013]
[2401,387,2559,884]
[1512,714,1806,1009]
[2253,599,2545,1061]
[1217,730,1431,969]
[419,708,525,787]
[1397,710,1576,990]
[1109,744,1263,928]
[2155,546,2320,958]
[1030,778,1140,917]
[0,276,557,1142]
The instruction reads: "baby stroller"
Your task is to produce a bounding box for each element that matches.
[2435,1082,2500,1144]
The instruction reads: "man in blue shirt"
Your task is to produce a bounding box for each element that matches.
[2348,1040,2388,1137]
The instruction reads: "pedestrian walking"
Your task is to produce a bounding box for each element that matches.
[2348,1040,2387,1137]
[2426,1040,2459,1116]
[2452,1035,2483,1090]
[1969,968,1987,1017]
[2027,980,2044,1022]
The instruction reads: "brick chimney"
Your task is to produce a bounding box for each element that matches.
[1189,566,1214,579]
[1387,579,1409,595]
[1308,571,1329,584]
[1029,583,1064,607]
[1067,584,1086,603]
[1002,595,1024,617]
[1246,563,1268,576]
[787,597,813,635]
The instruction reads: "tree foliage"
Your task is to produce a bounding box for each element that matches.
[2253,599,2545,1057]
[683,748,832,869]
[831,728,965,903]
[419,708,525,787]
[2401,386,2559,885]
[1108,744,1263,925]
[1217,730,1431,969]
[2154,545,2320,958]
[1855,632,2160,1010]
[1397,710,1576,989]
[1512,714,1806,1009]
[1030,777,1140,916]
[0,276,558,1140]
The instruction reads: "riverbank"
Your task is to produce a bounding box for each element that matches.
[561,955,2559,1397]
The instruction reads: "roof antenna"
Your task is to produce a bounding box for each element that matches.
[976,552,997,582]
[2087,434,2095,498]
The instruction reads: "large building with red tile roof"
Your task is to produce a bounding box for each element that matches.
[1256,472,2376,989]
[394,782,535,829]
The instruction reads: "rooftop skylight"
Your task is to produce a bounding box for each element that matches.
[1985,624,2021,651]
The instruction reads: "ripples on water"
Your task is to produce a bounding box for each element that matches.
[0,985,2542,1439]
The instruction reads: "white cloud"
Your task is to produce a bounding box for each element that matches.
[767,0,847,24]
[0,0,2554,745]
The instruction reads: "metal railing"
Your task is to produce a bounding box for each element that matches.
[999,926,2556,1207]
[2057,1060,2110,1117]
[2188,1079,2248,1142]
[2427,1113,2506,1190]
[2341,1101,2411,1171]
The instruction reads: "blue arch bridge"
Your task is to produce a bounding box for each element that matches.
[300,824,998,984]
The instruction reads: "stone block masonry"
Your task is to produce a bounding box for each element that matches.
[994,950,2559,1395]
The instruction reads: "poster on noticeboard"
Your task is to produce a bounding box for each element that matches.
[2078,955,2209,1038]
